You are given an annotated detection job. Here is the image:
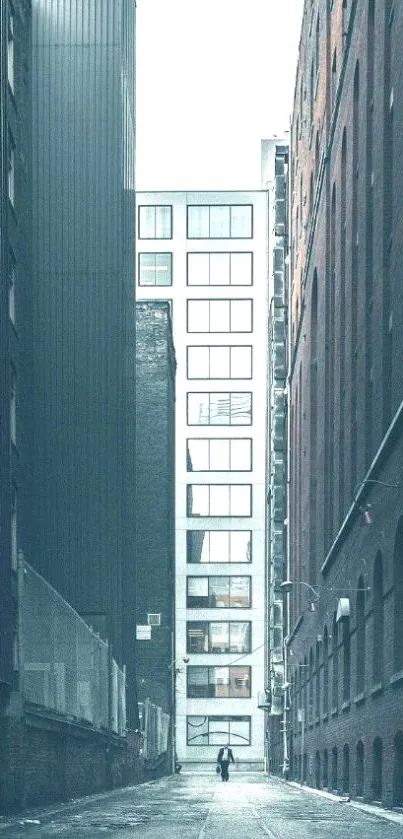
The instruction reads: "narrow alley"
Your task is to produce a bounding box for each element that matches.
[1,774,403,839]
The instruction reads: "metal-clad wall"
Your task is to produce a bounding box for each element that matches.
[0,0,12,699]
[31,0,135,670]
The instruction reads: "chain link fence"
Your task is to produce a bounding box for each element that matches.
[138,698,170,766]
[19,560,126,735]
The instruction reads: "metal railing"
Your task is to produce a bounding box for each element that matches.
[18,559,126,735]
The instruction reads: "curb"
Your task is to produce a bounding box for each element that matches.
[286,780,403,826]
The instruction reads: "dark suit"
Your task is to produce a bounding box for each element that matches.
[217,747,234,781]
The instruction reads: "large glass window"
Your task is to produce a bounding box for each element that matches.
[8,7,14,92]
[187,205,253,239]
[186,621,251,654]
[187,484,252,517]
[187,346,252,379]
[187,439,252,471]
[187,393,252,425]
[138,205,172,239]
[187,252,253,286]
[138,253,172,286]
[187,530,252,564]
[187,299,252,332]
[187,576,251,608]
[187,666,251,698]
[187,716,251,746]
[8,130,15,206]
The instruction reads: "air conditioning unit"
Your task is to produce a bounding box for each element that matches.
[147,613,161,627]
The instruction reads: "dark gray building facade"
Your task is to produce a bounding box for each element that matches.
[0,0,32,710]
[30,0,136,720]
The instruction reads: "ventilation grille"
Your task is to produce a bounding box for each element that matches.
[147,613,161,626]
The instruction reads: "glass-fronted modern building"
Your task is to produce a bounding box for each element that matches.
[136,190,268,768]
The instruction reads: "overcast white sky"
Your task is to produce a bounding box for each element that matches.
[136,0,304,191]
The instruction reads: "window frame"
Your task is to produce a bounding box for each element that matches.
[187,484,252,517]
[187,715,251,746]
[138,205,173,239]
[187,438,253,472]
[186,346,253,380]
[186,251,254,286]
[186,666,252,699]
[186,575,252,609]
[137,252,173,286]
[186,620,252,654]
[186,530,252,564]
[186,298,253,333]
[187,205,253,240]
[186,392,253,426]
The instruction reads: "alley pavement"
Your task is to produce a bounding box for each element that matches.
[1,772,403,838]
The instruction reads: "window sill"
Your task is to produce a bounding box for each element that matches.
[341,699,350,713]
[331,706,338,717]
[370,682,383,697]
[354,691,365,706]
[390,669,403,687]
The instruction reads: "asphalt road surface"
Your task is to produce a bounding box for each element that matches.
[1,773,403,838]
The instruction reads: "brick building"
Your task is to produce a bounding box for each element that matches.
[287,0,403,806]
[135,301,176,772]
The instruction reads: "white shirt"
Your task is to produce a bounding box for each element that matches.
[222,748,229,761]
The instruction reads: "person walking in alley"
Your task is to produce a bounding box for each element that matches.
[217,743,235,781]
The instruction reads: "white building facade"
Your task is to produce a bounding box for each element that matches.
[136,191,268,768]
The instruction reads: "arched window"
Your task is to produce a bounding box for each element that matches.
[331,746,338,792]
[342,744,350,794]
[373,552,384,684]
[315,15,320,79]
[393,519,403,673]
[315,639,321,718]
[372,738,382,801]
[356,577,366,695]
[323,625,329,715]
[356,740,364,797]
[309,171,314,218]
[310,59,314,126]
[342,615,351,703]
[332,613,338,710]
[393,732,403,807]
[331,48,337,111]
[309,648,314,722]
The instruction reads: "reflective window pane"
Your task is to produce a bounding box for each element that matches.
[209,346,230,378]
[211,667,230,698]
[209,577,230,607]
[187,715,208,745]
[138,206,155,238]
[187,668,209,698]
[187,253,209,285]
[230,622,251,652]
[210,485,230,516]
[210,206,230,238]
[209,531,230,563]
[229,666,251,698]
[210,622,230,653]
[230,346,252,379]
[231,300,252,332]
[230,718,251,745]
[155,252,172,285]
[230,485,251,516]
[188,484,209,516]
[210,253,230,285]
[230,577,251,607]
[230,440,252,471]
[187,347,210,378]
[187,577,209,608]
[187,393,210,425]
[210,301,230,332]
[187,300,210,332]
[187,622,209,653]
[188,206,209,238]
[230,531,252,562]
[230,393,252,425]
[209,439,230,470]
[230,205,252,238]
[187,530,209,563]
[155,206,172,238]
[209,393,230,425]
[187,439,209,471]
[231,252,253,285]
